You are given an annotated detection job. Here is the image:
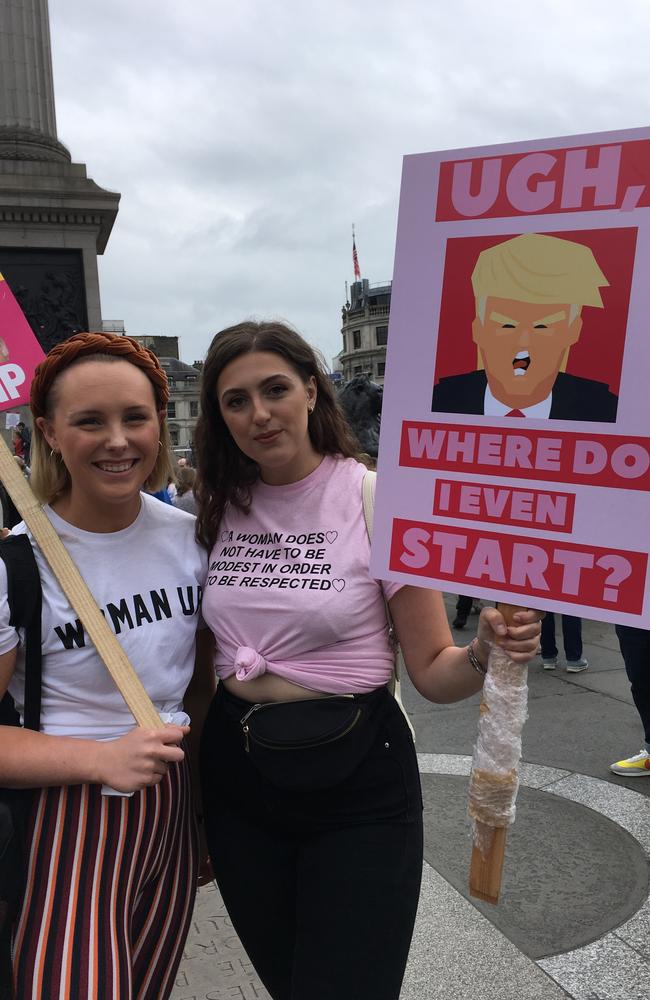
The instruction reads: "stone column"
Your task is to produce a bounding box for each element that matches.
[0,0,69,161]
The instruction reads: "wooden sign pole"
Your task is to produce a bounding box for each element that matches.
[469,602,525,904]
[0,438,163,729]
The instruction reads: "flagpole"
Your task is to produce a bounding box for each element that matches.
[352,223,361,281]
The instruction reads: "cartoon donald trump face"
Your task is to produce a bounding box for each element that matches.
[471,233,608,410]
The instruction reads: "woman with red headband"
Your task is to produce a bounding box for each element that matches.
[0,333,210,999]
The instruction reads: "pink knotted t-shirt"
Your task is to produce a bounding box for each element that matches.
[201,456,402,694]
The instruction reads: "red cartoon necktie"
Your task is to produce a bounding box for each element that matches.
[506,409,525,417]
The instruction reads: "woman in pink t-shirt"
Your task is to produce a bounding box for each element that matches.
[194,320,541,1000]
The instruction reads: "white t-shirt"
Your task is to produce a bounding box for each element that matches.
[0,494,208,740]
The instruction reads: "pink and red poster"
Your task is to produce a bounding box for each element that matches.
[370,127,650,625]
[0,273,45,410]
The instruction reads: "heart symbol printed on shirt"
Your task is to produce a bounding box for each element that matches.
[325,531,338,544]
[332,579,345,592]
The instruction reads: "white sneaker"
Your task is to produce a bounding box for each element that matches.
[566,658,588,673]
[541,657,557,670]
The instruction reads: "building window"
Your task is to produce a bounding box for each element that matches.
[376,325,388,346]
[167,402,176,418]
[190,400,199,417]
[377,362,386,377]
[352,329,361,350]
[169,427,179,446]
[353,364,363,375]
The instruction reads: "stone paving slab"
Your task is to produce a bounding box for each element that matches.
[420,773,647,959]
[171,882,270,1000]
[539,934,650,1000]
[174,864,570,1000]
[560,669,634,702]
[403,863,569,1000]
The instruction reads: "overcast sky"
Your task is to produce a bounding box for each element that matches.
[48,0,650,366]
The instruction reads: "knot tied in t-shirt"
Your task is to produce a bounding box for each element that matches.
[234,645,268,681]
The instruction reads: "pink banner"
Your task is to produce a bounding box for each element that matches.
[0,274,46,411]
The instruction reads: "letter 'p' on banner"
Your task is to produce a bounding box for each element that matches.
[0,273,46,407]
[370,126,650,626]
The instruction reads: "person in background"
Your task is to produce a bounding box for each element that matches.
[11,430,24,462]
[610,625,650,776]
[16,422,31,465]
[167,475,178,502]
[150,485,173,504]
[540,613,588,672]
[452,595,475,629]
[0,332,211,998]
[193,319,542,1000]
[173,466,198,515]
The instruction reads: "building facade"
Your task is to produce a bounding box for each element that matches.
[338,278,391,385]
[124,337,201,463]
[158,357,201,462]
[129,334,180,361]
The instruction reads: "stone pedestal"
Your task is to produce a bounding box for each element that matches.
[0,157,119,347]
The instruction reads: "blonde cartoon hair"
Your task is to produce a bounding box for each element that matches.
[472,233,609,370]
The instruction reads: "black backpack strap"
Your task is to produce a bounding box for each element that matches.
[0,536,42,732]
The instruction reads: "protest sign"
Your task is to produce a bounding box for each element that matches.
[0,275,162,728]
[371,126,650,626]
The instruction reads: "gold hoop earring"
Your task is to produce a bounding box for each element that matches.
[158,440,163,452]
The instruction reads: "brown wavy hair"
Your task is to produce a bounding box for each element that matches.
[195,320,360,550]
[30,332,173,504]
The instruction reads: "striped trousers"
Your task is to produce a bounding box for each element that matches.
[12,760,197,1000]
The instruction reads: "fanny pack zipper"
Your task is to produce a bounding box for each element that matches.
[240,695,357,753]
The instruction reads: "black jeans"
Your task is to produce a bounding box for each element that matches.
[541,612,583,661]
[200,685,423,1000]
[615,625,650,747]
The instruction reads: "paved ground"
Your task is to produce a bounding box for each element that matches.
[172,600,650,1000]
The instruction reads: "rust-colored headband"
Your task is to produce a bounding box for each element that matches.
[30,332,170,420]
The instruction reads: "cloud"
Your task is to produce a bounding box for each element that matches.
[48,0,650,364]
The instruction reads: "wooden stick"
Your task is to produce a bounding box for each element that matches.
[0,438,163,728]
[469,824,508,903]
[468,602,522,905]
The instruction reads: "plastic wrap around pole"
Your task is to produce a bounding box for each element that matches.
[468,603,529,904]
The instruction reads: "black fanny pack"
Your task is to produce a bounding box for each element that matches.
[235,688,388,791]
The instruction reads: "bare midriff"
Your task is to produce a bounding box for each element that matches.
[222,673,332,704]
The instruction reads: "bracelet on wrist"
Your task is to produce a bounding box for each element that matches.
[467,637,488,677]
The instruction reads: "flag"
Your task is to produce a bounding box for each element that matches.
[352,235,361,280]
